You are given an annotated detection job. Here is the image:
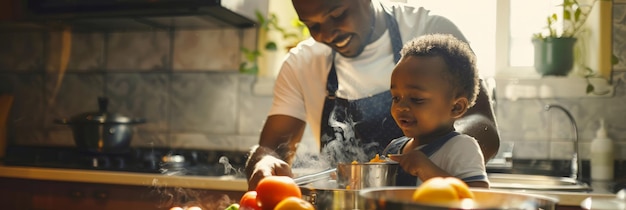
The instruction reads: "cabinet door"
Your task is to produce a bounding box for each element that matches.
[0,178,34,209]
[0,177,244,210]
[29,180,168,210]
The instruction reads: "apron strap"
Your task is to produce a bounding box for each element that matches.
[325,2,403,97]
[394,131,460,186]
[419,131,460,156]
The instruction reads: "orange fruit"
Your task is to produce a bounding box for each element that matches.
[412,177,459,206]
[273,196,314,210]
[255,176,302,210]
[444,177,474,199]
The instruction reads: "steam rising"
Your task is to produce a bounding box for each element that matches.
[152,155,244,209]
[318,109,379,166]
[150,182,235,210]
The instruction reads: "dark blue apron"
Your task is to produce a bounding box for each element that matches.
[319,5,404,166]
[383,132,461,186]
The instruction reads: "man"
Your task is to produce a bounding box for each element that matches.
[245,0,500,190]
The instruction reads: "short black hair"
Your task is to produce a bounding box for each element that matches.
[399,34,479,107]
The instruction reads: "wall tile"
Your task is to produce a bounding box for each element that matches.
[106,31,170,71]
[513,141,550,159]
[170,133,257,151]
[0,74,45,128]
[44,74,104,129]
[237,75,272,134]
[170,73,237,134]
[173,29,241,71]
[131,131,169,148]
[0,74,45,145]
[46,32,104,72]
[13,128,46,146]
[105,73,169,131]
[0,32,44,72]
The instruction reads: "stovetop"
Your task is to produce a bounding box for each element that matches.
[3,145,248,177]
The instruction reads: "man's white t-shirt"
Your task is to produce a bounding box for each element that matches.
[268,0,469,145]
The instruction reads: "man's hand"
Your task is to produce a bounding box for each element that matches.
[246,148,293,191]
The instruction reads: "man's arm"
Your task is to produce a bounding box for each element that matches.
[244,115,306,190]
[454,80,500,162]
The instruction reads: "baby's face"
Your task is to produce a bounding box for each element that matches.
[389,55,458,139]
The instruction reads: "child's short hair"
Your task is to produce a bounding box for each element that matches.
[399,34,479,107]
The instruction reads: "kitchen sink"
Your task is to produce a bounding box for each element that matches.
[488,173,592,192]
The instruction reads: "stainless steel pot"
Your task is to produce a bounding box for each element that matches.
[359,187,559,210]
[336,162,399,190]
[297,162,399,210]
[55,97,145,154]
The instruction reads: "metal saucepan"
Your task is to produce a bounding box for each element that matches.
[359,187,559,210]
[55,97,145,154]
[296,161,399,210]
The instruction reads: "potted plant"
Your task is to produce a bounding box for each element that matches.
[532,0,600,77]
[240,11,310,74]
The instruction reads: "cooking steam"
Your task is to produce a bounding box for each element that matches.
[152,155,244,209]
[319,109,378,166]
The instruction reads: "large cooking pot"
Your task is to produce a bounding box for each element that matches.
[297,162,399,210]
[336,162,399,189]
[55,97,145,154]
[359,187,559,210]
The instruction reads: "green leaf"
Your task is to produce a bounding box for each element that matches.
[225,203,240,210]
[550,13,558,21]
[265,42,278,51]
[574,8,581,22]
[586,84,594,94]
[564,10,571,20]
[612,54,620,65]
[255,11,265,25]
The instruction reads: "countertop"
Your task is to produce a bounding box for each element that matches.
[0,165,619,207]
[0,165,248,192]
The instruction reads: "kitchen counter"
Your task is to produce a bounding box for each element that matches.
[0,165,248,192]
[0,165,619,207]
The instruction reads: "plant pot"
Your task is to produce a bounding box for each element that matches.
[532,37,577,76]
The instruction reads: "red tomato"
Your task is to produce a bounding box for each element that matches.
[240,191,261,210]
[255,176,302,210]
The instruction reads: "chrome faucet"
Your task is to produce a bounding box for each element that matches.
[544,104,580,181]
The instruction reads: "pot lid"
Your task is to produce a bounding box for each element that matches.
[67,97,145,124]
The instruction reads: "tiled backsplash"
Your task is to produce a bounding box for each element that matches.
[0,28,274,152]
[1,3,625,161]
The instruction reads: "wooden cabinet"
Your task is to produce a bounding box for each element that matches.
[0,178,245,210]
[0,0,24,21]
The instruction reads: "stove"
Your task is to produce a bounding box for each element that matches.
[3,145,248,177]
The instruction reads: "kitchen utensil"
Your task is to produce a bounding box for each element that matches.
[294,168,337,186]
[359,187,559,210]
[300,177,363,210]
[297,161,399,210]
[55,97,145,154]
[336,162,399,190]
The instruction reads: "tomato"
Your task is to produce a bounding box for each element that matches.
[255,176,302,210]
[273,196,314,210]
[240,191,261,210]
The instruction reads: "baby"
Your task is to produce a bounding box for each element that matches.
[385,34,489,188]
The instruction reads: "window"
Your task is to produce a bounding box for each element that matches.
[406,0,561,78]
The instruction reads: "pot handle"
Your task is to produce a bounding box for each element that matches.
[98,97,108,113]
[131,118,147,124]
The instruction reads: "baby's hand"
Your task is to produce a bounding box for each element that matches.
[388,150,428,176]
